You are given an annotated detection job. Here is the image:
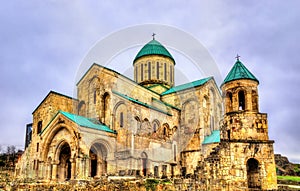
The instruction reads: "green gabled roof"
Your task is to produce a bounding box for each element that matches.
[161,77,212,95]
[112,91,172,116]
[60,111,116,134]
[133,39,175,63]
[223,60,259,84]
[203,130,220,144]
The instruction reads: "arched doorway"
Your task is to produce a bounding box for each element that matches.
[57,142,72,180]
[141,152,148,176]
[247,158,261,189]
[89,143,108,177]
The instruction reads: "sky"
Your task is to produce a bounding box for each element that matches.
[1,1,300,162]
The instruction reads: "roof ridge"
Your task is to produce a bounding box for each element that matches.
[161,77,212,95]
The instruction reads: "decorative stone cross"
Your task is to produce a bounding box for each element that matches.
[152,33,156,40]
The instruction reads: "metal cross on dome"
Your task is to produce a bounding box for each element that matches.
[235,54,241,61]
[152,33,156,40]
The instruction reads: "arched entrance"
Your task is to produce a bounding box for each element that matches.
[89,143,108,177]
[247,158,261,189]
[57,142,72,180]
[141,152,148,176]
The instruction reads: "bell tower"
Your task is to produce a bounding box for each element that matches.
[220,57,277,190]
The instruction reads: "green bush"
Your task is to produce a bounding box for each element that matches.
[145,179,159,191]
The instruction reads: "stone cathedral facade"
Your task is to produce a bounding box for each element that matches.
[16,38,277,190]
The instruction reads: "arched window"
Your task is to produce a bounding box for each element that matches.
[153,123,157,133]
[238,91,246,110]
[163,127,167,135]
[37,121,42,134]
[227,92,233,112]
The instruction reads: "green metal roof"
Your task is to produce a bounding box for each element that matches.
[133,39,175,63]
[161,77,212,95]
[60,111,116,134]
[203,130,220,144]
[223,60,259,84]
[112,91,173,116]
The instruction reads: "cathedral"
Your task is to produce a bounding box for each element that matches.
[16,37,277,190]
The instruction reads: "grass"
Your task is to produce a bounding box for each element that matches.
[277,176,300,182]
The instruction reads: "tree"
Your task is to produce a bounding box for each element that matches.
[6,145,16,167]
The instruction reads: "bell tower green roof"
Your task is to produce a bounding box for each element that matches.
[223,59,259,84]
[133,39,175,63]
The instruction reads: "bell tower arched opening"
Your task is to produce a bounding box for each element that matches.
[238,90,245,110]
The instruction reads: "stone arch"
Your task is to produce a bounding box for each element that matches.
[226,91,233,113]
[152,119,160,133]
[182,99,199,126]
[42,123,77,162]
[78,100,86,116]
[141,152,148,176]
[89,140,110,177]
[246,158,261,189]
[162,123,170,137]
[138,118,151,135]
[182,99,199,134]
[133,116,141,134]
[172,126,178,134]
[88,77,100,118]
[54,141,72,181]
[113,101,127,130]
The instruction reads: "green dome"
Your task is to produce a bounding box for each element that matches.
[133,39,175,63]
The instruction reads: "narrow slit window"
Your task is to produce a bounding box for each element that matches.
[174,145,177,161]
[141,64,143,81]
[93,90,96,104]
[156,62,159,79]
[148,62,151,80]
[164,63,167,80]
[120,112,124,127]
[170,65,172,83]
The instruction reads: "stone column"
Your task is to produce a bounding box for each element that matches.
[76,157,81,179]
[97,159,103,176]
[131,133,134,155]
[86,158,90,178]
[71,158,76,180]
[52,163,57,180]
